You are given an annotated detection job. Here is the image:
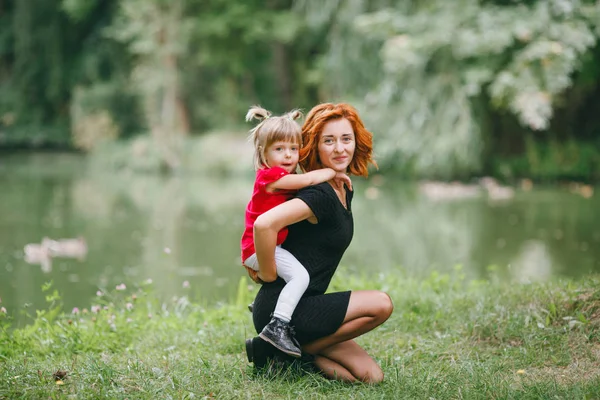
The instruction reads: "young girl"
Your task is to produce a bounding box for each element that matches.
[241,105,351,358]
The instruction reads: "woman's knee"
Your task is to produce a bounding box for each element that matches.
[354,363,384,384]
[374,291,393,321]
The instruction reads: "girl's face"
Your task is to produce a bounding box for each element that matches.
[318,118,355,173]
[264,140,300,173]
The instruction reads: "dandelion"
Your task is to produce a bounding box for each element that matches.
[517,369,526,374]
[116,283,126,291]
[126,303,133,311]
[182,281,190,288]
[56,380,64,385]
[71,307,80,315]
[96,290,103,297]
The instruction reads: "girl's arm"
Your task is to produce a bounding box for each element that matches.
[266,168,336,192]
[253,198,315,282]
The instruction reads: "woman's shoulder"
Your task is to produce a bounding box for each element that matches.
[295,182,339,217]
[297,182,332,198]
[298,181,330,192]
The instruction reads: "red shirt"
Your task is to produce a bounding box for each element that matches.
[241,167,296,263]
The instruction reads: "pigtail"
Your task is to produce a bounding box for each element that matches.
[286,109,304,121]
[245,106,272,122]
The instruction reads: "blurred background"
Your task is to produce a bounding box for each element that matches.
[1,0,600,324]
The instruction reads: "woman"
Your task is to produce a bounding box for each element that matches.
[246,103,394,383]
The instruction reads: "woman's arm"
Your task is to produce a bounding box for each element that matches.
[253,198,315,282]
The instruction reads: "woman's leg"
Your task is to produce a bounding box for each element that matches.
[314,340,384,383]
[303,290,393,355]
[302,290,393,383]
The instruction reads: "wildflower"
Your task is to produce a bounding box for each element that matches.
[71,307,80,315]
[126,303,133,311]
[517,369,526,375]
[164,247,171,254]
[103,306,109,311]
[145,278,153,285]
[0,307,6,313]
[182,281,190,288]
[91,305,101,313]
[56,380,64,385]
[148,313,153,319]
[82,308,89,314]
[116,283,126,291]
[126,318,133,323]
[131,294,137,301]
[96,290,103,297]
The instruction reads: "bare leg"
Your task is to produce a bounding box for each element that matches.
[314,340,384,383]
[303,290,393,354]
[303,290,393,383]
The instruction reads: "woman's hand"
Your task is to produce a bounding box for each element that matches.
[334,172,352,191]
[245,266,263,284]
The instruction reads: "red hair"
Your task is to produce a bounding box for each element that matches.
[299,103,377,177]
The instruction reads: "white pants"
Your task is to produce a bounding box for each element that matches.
[244,246,309,322]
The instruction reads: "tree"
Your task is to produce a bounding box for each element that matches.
[305,0,600,178]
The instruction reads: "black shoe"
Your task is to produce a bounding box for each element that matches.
[245,338,254,363]
[247,302,254,313]
[258,317,302,358]
[245,336,279,369]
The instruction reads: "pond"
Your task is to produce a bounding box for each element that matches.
[1,152,599,325]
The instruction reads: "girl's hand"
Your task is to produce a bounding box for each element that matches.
[334,172,352,191]
[245,266,263,284]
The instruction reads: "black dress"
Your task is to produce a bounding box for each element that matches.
[252,182,353,344]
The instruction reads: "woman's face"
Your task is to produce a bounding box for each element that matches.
[318,118,355,173]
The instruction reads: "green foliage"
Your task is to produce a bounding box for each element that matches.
[315,0,600,178]
[88,131,253,175]
[493,136,600,180]
[2,0,600,181]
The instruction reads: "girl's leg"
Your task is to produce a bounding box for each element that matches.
[256,248,308,357]
[271,247,309,322]
[304,290,393,354]
[314,340,384,383]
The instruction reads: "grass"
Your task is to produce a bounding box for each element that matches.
[1,268,600,399]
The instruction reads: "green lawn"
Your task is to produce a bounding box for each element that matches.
[1,269,599,399]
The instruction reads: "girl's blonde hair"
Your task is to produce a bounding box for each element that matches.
[246,105,303,170]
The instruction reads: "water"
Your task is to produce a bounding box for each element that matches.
[1,153,599,324]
